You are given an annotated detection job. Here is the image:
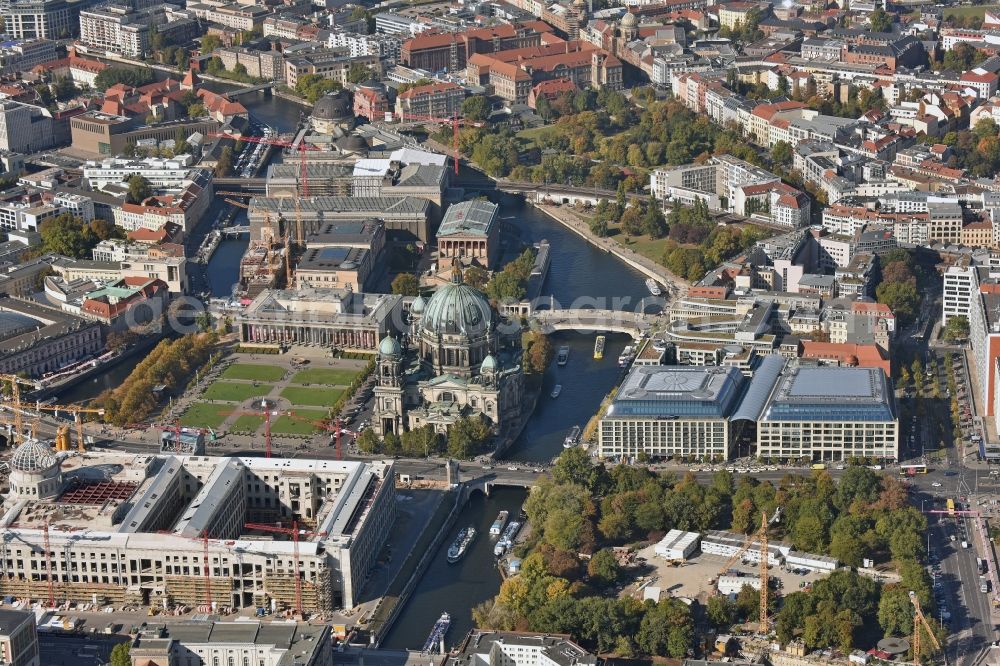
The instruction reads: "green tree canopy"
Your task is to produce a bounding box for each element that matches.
[126,174,152,204]
[447,415,492,458]
[869,6,892,32]
[462,95,491,122]
[586,548,619,587]
[391,273,420,296]
[94,66,155,91]
[944,315,969,342]
[110,643,131,666]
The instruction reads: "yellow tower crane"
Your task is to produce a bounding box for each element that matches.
[0,374,38,446]
[31,404,106,453]
[909,591,941,665]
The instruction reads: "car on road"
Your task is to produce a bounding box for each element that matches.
[932,481,942,487]
[482,465,492,470]
[507,466,518,471]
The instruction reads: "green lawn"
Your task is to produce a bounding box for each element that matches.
[269,409,329,435]
[944,4,999,19]
[516,124,562,148]
[291,368,361,386]
[230,415,264,434]
[280,386,343,407]
[179,403,229,429]
[203,381,273,402]
[222,364,286,382]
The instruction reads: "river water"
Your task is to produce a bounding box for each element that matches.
[381,487,527,651]
[56,88,658,646]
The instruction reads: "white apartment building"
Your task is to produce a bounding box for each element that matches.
[82,157,195,190]
[79,5,148,57]
[0,200,61,231]
[52,192,95,221]
[203,3,268,31]
[943,259,978,325]
[328,29,401,62]
[0,38,58,74]
[445,632,597,666]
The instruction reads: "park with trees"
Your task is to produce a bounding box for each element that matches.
[101,333,220,426]
[471,449,943,660]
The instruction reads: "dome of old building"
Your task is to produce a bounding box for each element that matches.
[481,354,498,372]
[621,11,637,26]
[411,295,426,314]
[311,91,352,122]
[379,334,402,358]
[336,134,369,154]
[11,438,57,473]
[421,282,494,338]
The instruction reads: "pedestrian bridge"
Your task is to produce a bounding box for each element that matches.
[529,308,652,337]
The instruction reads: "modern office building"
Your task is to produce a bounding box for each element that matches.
[0,448,395,612]
[752,364,898,462]
[3,0,83,40]
[599,365,749,460]
[0,609,38,666]
[943,257,979,325]
[598,357,898,462]
[0,101,52,153]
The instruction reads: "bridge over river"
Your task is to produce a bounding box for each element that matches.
[529,308,654,337]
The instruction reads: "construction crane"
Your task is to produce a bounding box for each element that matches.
[909,591,940,665]
[283,413,356,460]
[29,404,105,453]
[243,521,327,616]
[0,375,38,445]
[209,133,320,196]
[759,511,769,634]
[214,402,278,458]
[396,112,478,176]
[42,519,54,608]
[185,530,214,611]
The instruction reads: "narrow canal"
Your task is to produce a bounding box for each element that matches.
[381,487,528,651]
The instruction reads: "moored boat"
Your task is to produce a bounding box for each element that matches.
[489,511,509,536]
[447,526,477,563]
[563,424,582,448]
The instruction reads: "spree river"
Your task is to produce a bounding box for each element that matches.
[60,87,658,646]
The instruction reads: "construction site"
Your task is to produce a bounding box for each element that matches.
[635,513,837,635]
[0,436,397,618]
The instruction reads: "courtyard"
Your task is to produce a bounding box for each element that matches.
[173,351,372,440]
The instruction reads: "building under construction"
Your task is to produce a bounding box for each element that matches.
[0,441,395,613]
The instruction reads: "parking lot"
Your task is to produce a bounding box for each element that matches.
[627,545,829,603]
